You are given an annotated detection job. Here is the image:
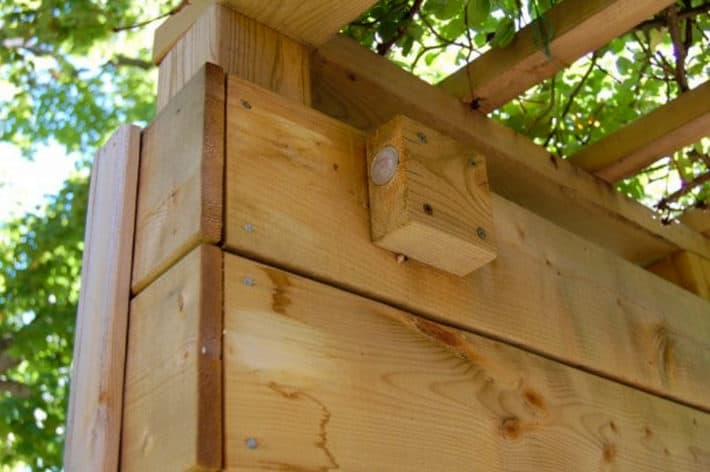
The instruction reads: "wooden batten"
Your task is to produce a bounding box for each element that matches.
[224,75,710,411]
[64,125,141,472]
[436,0,674,112]
[122,245,223,471]
[311,34,710,266]
[366,115,497,276]
[569,81,710,182]
[649,251,710,301]
[132,63,225,294]
[156,3,311,113]
[224,252,710,470]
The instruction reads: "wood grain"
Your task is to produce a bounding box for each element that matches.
[367,115,496,276]
[569,81,710,182]
[437,0,673,112]
[224,75,710,410]
[649,251,710,301]
[682,208,710,237]
[156,3,311,113]
[64,125,141,472]
[311,34,710,265]
[122,245,222,471]
[224,253,710,471]
[132,63,224,294]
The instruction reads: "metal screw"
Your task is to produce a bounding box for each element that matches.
[241,99,252,110]
[245,437,258,449]
[243,223,255,233]
[468,158,477,167]
[416,132,427,144]
[476,227,487,240]
[242,276,255,287]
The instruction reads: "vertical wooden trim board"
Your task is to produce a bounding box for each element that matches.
[223,75,710,411]
[64,125,141,472]
[132,63,225,294]
[224,253,710,470]
[122,245,223,471]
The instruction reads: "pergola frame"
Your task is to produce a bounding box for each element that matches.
[64,1,710,470]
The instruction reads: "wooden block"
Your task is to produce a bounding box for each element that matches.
[223,76,710,411]
[122,245,222,471]
[156,3,311,113]
[649,251,710,301]
[64,125,141,472]
[224,253,710,471]
[132,63,225,294]
[367,115,496,276]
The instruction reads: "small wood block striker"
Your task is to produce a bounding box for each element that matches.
[366,115,497,276]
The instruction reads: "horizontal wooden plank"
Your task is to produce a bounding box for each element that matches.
[569,81,710,182]
[224,252,710,471]
[153,0,377,63]
[437,0,674,112]
[156,3,310,113]
[122,245,222,471]
[64,125,140,472]
[132,63,225,294]
[224,75,710,411]
[311,34,710,265]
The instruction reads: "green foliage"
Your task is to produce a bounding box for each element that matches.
[0,175,87,470]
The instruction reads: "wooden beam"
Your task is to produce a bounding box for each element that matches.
[311,34,710,265]
[224,253,710,470]
[649,251,710,301]
[156,3,311,113]
[437,0,674,113]
[132,63,225,294]
[122,245,223,470]
[569,82,710,182]
[64,125,141,471]
[153,0,377,64]
[682,208,710,236]
[224,75,710,411]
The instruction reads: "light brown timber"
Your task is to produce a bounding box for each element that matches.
[311,34,710,265]
[224,75,710,410]
[437,0,674,112]
[224,253,710,471]
[122,245,223,471]
[63,125,141,472]
[152,0,378,63]
[156,3,311,113]
[569,81,710,182]
[132,63,224,294]
[366,115,496,275]
[682,208,710,236]
[649,251,710,301]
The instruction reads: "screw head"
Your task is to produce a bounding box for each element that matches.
[476,227,487,240]
[370,145,399,185]
[241,99,252,109]
[416,132,427,144]
[242,276,255,287]
[245,437,257,449]
[243,223,255,233]
[468,158,477,167]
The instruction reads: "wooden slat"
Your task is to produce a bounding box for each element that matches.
[132,63,225,294]
[224,253,710,471]
[224,75,710,410]
[682,208,710,236]
[156,3,311,113]
[649,251,710,301]
[122,245,222,471]
[64,125,141,471]
[153,0,378,64]
[437,0,674,113]
[569,81,710,182]
[311,34,710,265]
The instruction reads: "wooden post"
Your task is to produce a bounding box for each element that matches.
[64,125,141,471]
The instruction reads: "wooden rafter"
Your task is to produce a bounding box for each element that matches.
[312,35,710,265]
[568,81,710,182]
[436,0,674,113]
[153,0,378,63]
